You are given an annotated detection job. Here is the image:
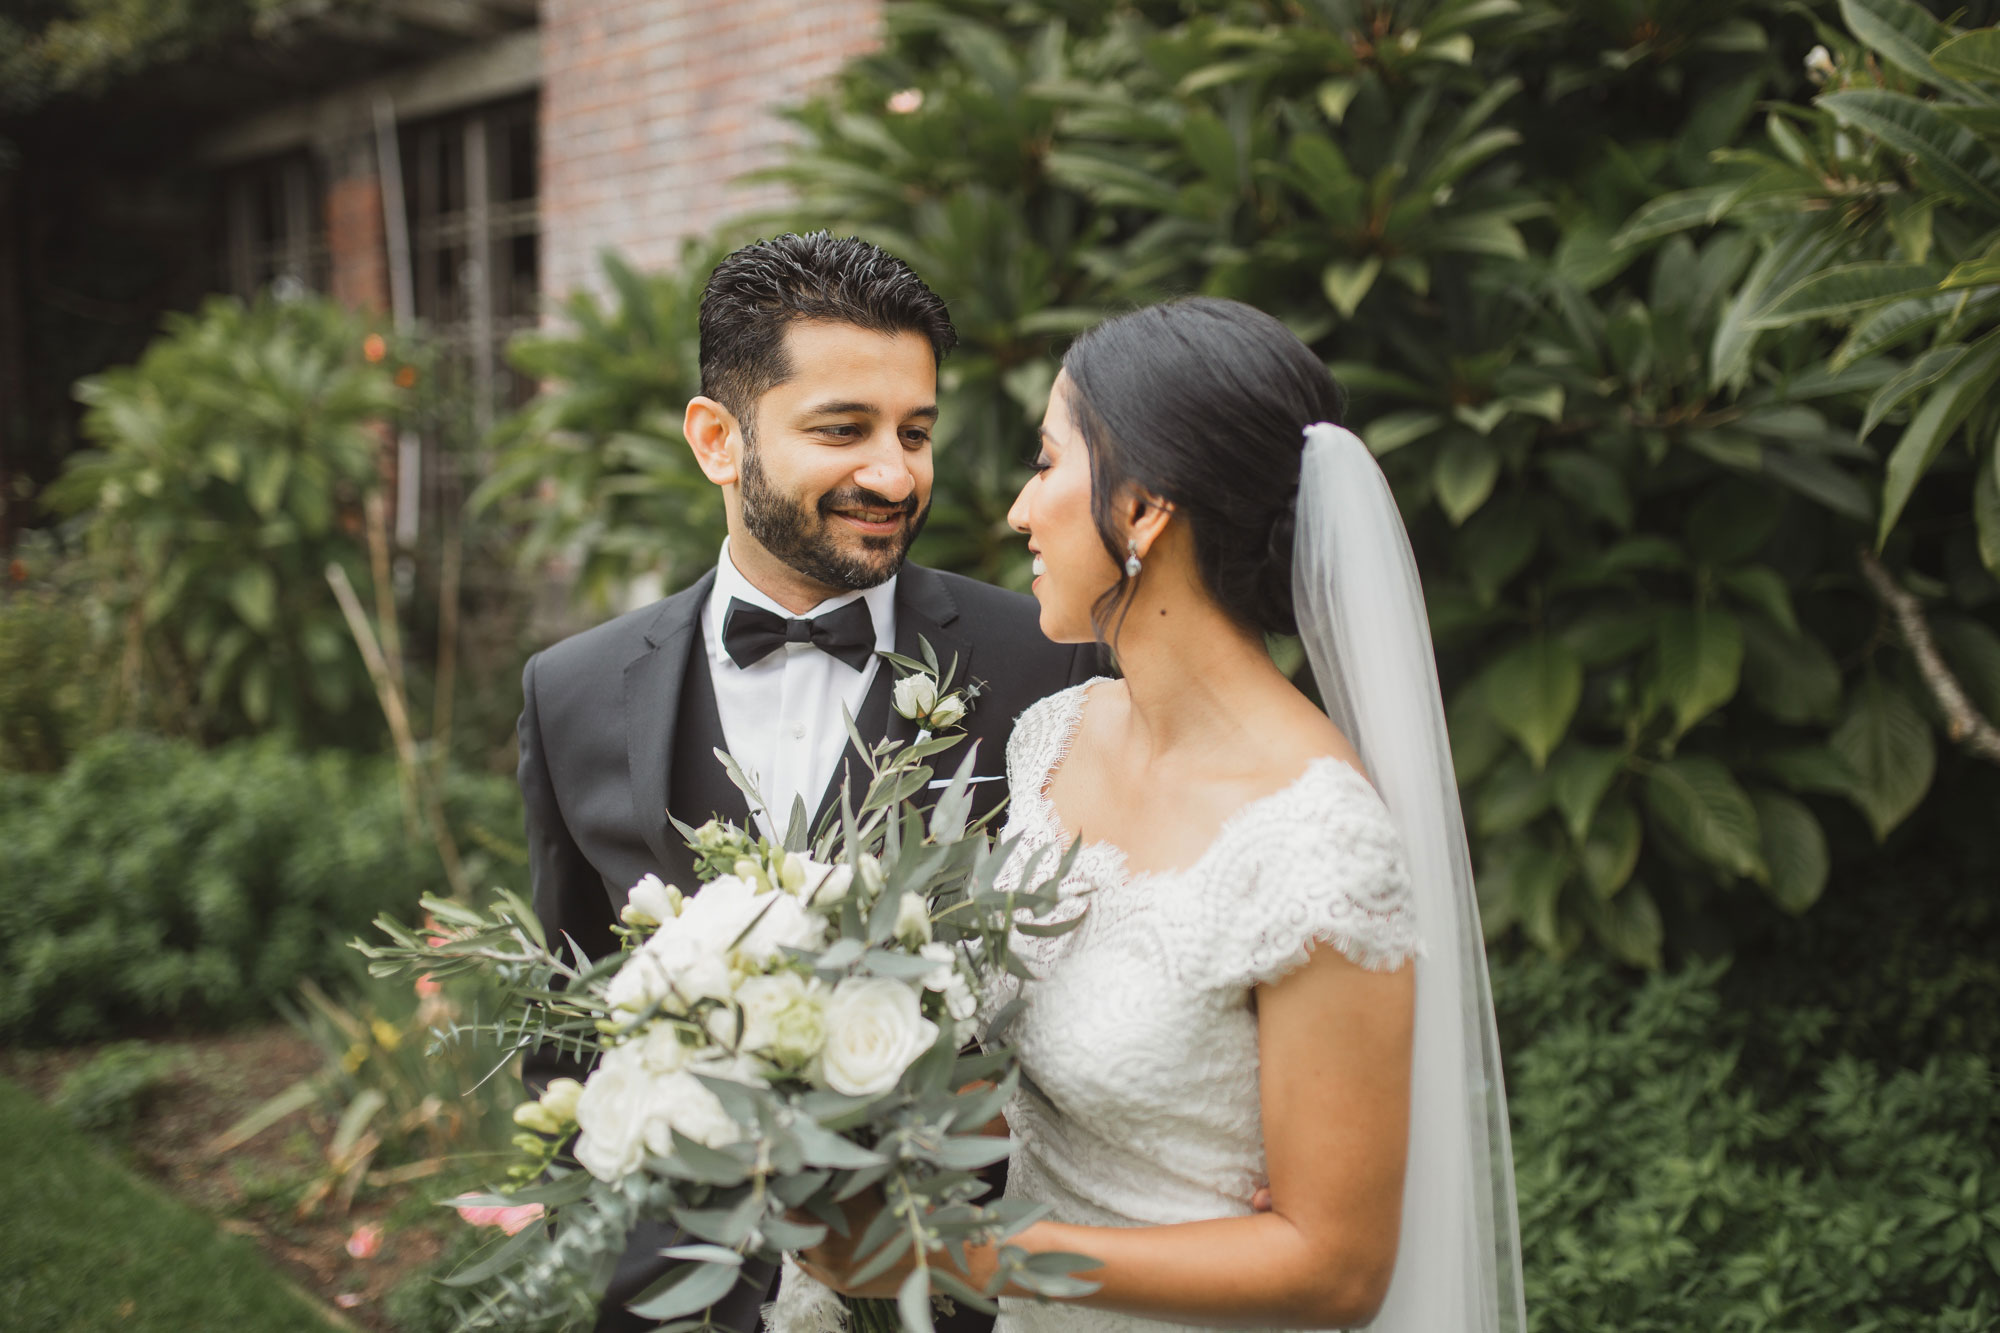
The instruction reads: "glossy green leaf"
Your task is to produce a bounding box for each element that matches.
[1363,411,1444,456]
[1830,677,1936,841]
[1749,262,1943,328]
[228,565,277,633]
[1878,327,2000,545]
[1475,756,1555,835]
[1929,27,2000,82]
[1820,91,2000,215]
[1655,606,1744,735]
[1932,616,2000,726]
[1760,746,1863,797]
[1861,344,1968,441]
[1645,755,1767,881]
[1719,566,1798,635]
[1482,636,1582,769]
[1322,257,1382,318]
[1434,435,1501,524]
[1740,616,1843,726]
[1581,798,1642,900]
[1976,448,2000,579]
[1840,0,1970,86]
[1551,744,1625,841]
[1752,790,1829,914]
[1580,881,1663,969]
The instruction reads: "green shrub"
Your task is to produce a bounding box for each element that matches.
[42,293,412,746]
[49,1042,179,1135]
[0,732,523,1042]
[1498,858,2000,1330]
[0,542,115,772]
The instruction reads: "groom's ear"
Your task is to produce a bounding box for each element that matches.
[684,396,743,485]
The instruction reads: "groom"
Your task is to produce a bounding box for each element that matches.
[516,232,1098,1332]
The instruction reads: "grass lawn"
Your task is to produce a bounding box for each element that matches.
[0,1074,344,1333]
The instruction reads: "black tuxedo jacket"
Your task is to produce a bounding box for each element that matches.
[515,562,1097,1332]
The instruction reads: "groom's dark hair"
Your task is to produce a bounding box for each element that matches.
[698,232,958,433]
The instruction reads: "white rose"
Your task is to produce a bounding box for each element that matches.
[620,874,682,928]
[639,1070,741,1155]
[775,851,808,893]
[572,1044,653,1182]
[605,947,676,1017]
[893,892,932,948]
[798,859,855,911]
[735,971,829,1069]
[892,673,939,719]
[632,1023,692,1075]
[730,887,828,966]
[857,854,885,901]
[819,977,939,1097]
[928,694,968,730]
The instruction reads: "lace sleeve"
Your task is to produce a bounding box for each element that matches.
[1002,680,1098,818]
[1219,761,1424,987]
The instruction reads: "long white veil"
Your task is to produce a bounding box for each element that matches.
[1292,423,1526,1333]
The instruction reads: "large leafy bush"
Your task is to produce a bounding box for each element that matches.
[44,294,406,745]
[0,731,522,1042]
[481,0,1999,963]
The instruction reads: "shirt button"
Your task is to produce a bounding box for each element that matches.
[791,725,806,740]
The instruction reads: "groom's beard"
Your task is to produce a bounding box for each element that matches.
[739,445,929,592]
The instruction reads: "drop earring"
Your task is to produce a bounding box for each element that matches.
[1125,539,1142,578]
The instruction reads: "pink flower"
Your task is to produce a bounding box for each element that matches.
[335,1293,364,1309]
[345,1222,383,1259]
[452,1196,545,1235]
[414,973,441,998]
[886,88,924,114]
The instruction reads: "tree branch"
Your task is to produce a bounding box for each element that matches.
[1857,548,2000,766]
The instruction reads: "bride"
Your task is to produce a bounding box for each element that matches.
[794,297,1524,1332]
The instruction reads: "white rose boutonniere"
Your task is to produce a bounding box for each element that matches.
[883,636,981,740]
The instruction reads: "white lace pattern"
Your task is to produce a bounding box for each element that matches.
[987,681,1422,1333]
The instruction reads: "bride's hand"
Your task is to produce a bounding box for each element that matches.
[791,1189,913,1298]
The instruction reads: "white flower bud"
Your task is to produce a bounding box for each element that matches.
[620,873,682,928]
[927,694,968,730]
[540,1077,585,1125]
[893,892,933,948]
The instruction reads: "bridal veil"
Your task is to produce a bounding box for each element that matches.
[1291,423,1527,1333]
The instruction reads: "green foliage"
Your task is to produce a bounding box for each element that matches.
[49,1041,178,1134]
[1499,859,2000,1329]
[0,731,523,1043]
[0,541,116,772]
[44,293,411,745]
[471,246,725,612]
[0,0,343,115]
[479,0,2000,962]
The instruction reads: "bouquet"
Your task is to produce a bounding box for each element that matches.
[357,665,1096,1333]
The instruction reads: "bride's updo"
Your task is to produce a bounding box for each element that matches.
[1061,297,1347,638]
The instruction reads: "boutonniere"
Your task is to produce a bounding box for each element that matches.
[882,637,981,740]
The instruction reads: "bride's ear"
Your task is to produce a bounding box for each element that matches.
[1126,492,1174,562]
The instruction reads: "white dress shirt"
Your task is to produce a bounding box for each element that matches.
[701,540,898,840]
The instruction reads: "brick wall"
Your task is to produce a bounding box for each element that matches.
[539,0,884,306]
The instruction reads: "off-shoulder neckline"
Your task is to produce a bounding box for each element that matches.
[1025,678,1380,889]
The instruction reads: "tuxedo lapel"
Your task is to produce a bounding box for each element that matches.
[622,570,717,872]
[809,565,976,826]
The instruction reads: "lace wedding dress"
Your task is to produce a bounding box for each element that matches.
[985,679,1422,1333]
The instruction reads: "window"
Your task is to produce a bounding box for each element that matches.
[402,94,540,428]
[218,152,329,300]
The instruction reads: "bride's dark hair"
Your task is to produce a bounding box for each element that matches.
[1061,297,1346,640]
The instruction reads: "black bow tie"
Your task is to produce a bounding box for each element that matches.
[721,596,876,672]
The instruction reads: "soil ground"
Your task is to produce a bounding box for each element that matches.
[0,1025,472,1332]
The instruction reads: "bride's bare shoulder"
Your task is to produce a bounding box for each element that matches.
[1265,689,1370,787]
